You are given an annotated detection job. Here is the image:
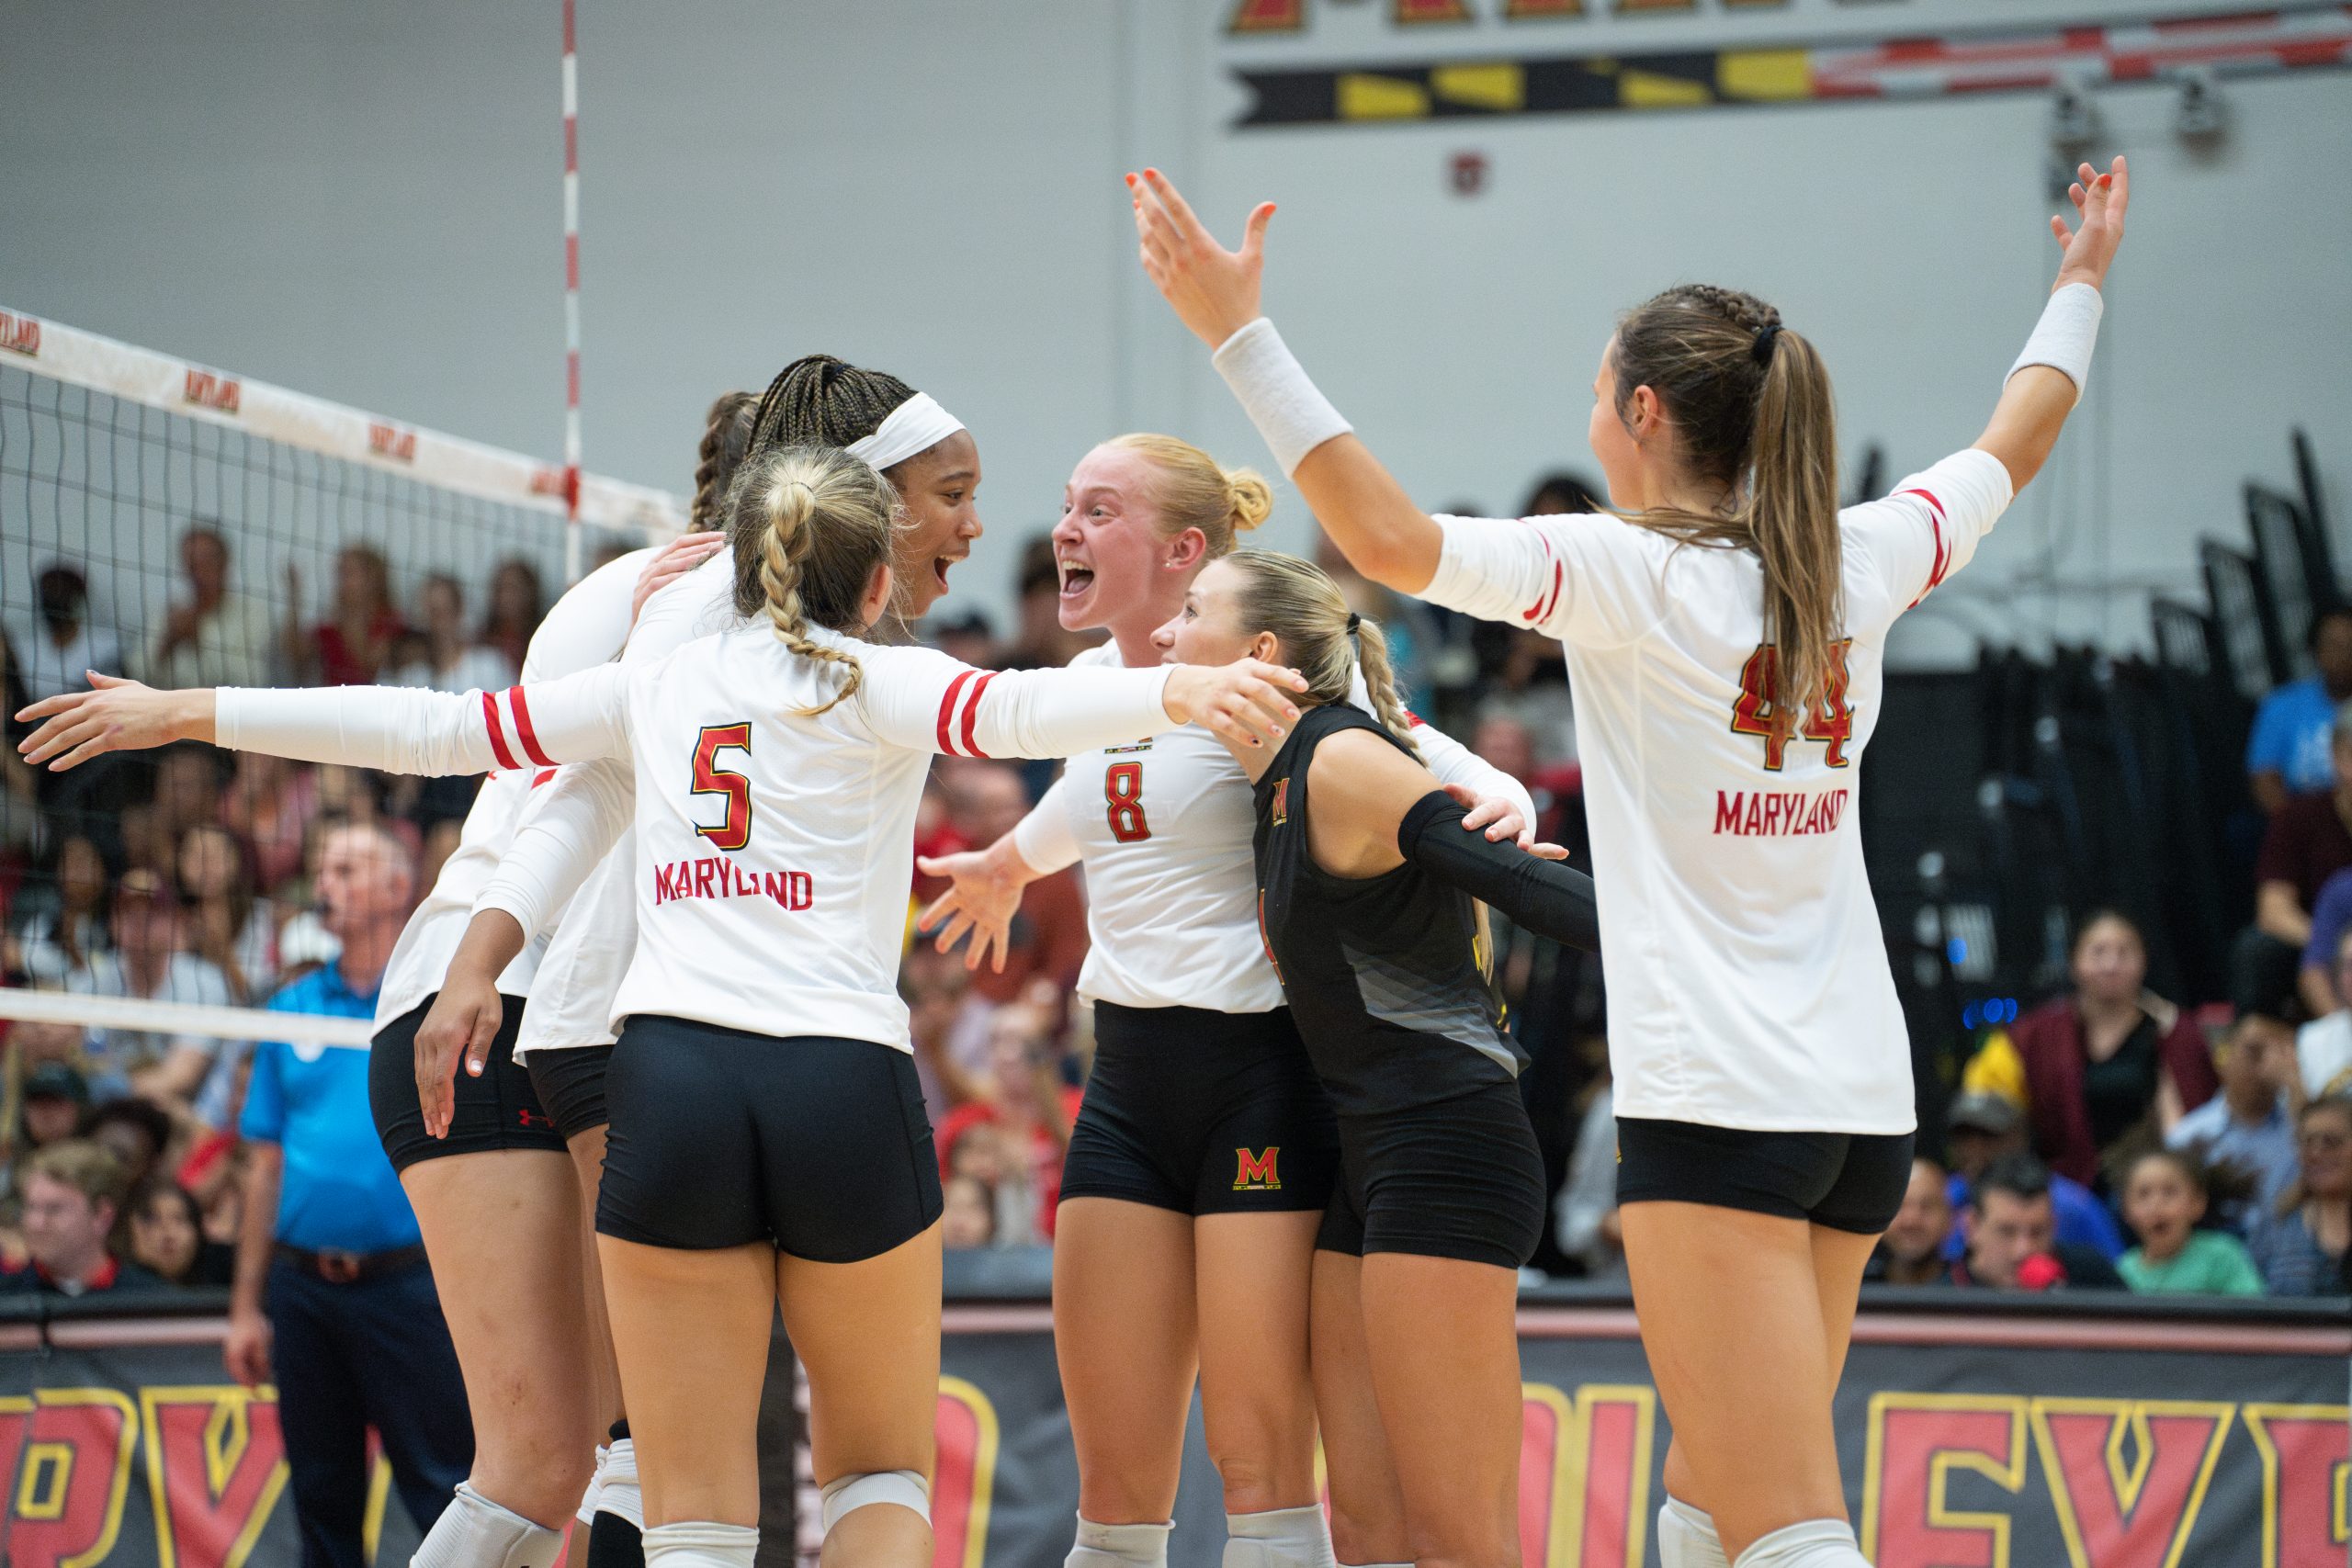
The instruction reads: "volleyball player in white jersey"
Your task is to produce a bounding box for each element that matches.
[419,357,985,1565]
[919,433,1544,1568]
[20,446,1310,1568]
[1125,159,2130,1568]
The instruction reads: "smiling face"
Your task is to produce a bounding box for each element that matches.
[1055,445,1204,633]
[1152,558,1272,670]
[886,430,982,615]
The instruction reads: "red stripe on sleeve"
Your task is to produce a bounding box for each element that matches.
[1521,536,1557,622]
[480,690,521,772]
[935,671,976,756]
[532,768,558,789]
[506,686,557,767]
[1898,488,1951,606]
[958,672,999,760]
[1538,559,1566,626]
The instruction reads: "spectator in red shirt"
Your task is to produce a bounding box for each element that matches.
[942,760,1089,1007]
[285,546,406,686]
[934,987,1082,1243]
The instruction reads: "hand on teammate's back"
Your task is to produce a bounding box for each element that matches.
[2051,155,2128,291]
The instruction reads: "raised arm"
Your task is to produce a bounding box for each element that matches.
[17,665,632,776]
[1126,169,1442,592]
[859,646,1306,761]
[1973,157,2130,493]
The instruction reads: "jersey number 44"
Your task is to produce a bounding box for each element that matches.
[1729,641,1855,772]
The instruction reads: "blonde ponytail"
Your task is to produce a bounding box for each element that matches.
[1221,551,1419,755]
[1109,433,1272,560]
[724,446,903,716]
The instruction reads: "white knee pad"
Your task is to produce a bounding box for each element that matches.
[640,1520,758,1568]
[1658,1495,1731,1568]
[411,1481,566,1568]
[576,1445,609,1530]
[1225,1506,1337,1568]
[1068,1516,1173,1568]
[1733,1518,1868,1568]
[820,1469,931,1534]
[595,1438,643,1531]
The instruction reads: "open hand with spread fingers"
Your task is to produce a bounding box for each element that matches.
[2051,154,2129,292]
[1126,167,1275,350]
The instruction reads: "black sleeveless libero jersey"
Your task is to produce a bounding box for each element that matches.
[1251,705,1524,1119]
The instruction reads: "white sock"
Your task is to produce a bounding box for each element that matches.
[596,1438,644,1531]
[1067,1516,1173,1568]
[1733,1518,1868,1568]
[411,1481,566,1568]
[577,1446,609,1530]
[1225,1506,1337,1568]
[640,1521,757,1568]
[1658,1496,1731,1568]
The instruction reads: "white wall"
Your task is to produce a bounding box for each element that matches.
[4,0,2346,664]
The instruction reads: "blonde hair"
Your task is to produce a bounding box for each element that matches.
[1610,284,1841,716]
[724,446,902,716]
[1109,434,1272,561]
[1219,552,1417,755]
[28,1139,129,1212]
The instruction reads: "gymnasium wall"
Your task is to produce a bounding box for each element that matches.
[3,0,2346,665]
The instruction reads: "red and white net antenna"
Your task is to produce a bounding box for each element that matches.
[561,0,584,580]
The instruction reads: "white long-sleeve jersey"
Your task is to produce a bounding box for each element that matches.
[502,554,741,1056]
[215,623,1180,1051]
[369,546,647,1031]
[1012,642,1537,1014]
[1422,447,2013,1134]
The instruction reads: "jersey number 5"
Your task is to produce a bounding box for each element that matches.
[1730,641,1855,771]
[690,722,754,851]
[1104,761,1152,843]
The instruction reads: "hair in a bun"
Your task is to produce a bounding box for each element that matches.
[1110,433,1272,560]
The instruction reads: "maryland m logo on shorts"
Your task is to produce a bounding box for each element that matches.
[1233,1146,1282,1191]
[1270,777,1290,827]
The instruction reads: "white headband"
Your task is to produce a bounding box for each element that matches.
[845,392,965,474]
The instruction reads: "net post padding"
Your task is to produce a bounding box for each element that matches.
[0,302,682,539]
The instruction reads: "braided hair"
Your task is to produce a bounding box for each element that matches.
[1611,283,1840,716]
[1220,551,1418,756]
[691,392,759,531]
[726,446,901,716]
[730,355,926,623]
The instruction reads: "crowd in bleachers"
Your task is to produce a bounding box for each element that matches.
[2,494,2347,1303]
[0,526,547,1297]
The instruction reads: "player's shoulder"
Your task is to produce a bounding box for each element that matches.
[1065,641,1122,671]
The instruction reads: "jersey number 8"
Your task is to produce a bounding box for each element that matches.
[1104,761,1152,843]
[691,722,754,851]
[1730,641,1855,772]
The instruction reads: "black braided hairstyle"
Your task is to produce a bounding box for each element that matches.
[690,392,759,532]
[731,355,923,620]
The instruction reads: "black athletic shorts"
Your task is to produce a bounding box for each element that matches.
[596,1016,943,1261]
[1614,1117,1916,1235]
[1316,1077,1547,1269]
[525,1045,614,1141]
[1060,1002,1340,1216]
[369,994,565,1173]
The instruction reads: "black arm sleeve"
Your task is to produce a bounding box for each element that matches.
[1397,790,1600,953]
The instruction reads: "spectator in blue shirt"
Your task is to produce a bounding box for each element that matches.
[2166,1012,2301,1230]
[224,822,471,1568]
[1943,1091,2126,1261]
[2248,607,2352,815]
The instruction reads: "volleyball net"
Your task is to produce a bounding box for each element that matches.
[0,304,683,1091]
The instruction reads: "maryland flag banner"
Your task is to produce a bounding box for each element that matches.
[0,1300,2343,1566]
[1229,4,2352,125]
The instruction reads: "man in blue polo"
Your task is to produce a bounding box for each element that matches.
[226,820,472,1568]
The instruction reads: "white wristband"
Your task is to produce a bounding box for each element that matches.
[2006,282,2103,406]
[1210,318,1353,478]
